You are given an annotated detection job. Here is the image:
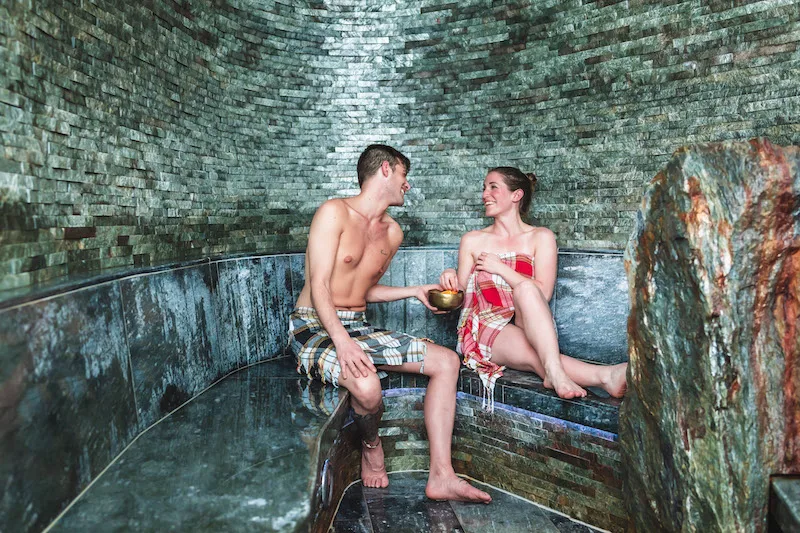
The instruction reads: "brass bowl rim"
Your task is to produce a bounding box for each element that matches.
[428,289,464,294]
[428,289,464,310]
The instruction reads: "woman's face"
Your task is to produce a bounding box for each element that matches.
[482,171,519,216]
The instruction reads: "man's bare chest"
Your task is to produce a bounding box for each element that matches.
[337,228,393,276]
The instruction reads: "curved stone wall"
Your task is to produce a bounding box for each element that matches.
[0,246,628,531]
[3,0,800,290]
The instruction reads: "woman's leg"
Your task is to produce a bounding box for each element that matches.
[490,323,627,397]
[507,279,586,398]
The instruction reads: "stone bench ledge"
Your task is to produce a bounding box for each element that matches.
[770,477,800,533]
[379,366,621,435]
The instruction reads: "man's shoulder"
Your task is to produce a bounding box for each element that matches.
[313,198,349,221]
[317,198,348,213]
[382,212,400,227]
[383,214,403,242]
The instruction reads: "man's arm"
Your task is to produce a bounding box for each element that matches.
[364,222,441,312]
[307,200,376,379]
[365,284,441,312]
[366,284,417,302]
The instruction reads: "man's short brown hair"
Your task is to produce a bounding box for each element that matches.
[357,144,411,187]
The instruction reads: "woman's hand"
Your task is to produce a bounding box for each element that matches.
[475,252,506,275]
[439,268,459,291]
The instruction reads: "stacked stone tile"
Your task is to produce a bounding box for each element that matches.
[2,0,799,289]
[379,388,628,532]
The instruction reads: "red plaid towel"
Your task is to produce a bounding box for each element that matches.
[457,253,534,411]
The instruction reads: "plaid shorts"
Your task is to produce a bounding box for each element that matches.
[288,307,427,386]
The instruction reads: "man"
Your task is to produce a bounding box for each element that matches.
[289,144,491,503]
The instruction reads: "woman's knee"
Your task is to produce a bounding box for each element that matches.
[514,279,545,304]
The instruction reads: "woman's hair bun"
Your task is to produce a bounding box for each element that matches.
[526,172,538,185]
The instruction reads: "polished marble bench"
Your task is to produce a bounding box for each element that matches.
[0,247,629,532]
[47,357,355,532]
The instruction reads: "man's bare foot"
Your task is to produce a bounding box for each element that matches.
[543,366,587,399]
[361,438,389,488]
[425,473,492,503]
[601,363,628,398]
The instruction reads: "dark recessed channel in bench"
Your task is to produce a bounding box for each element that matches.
[0,247,629,532]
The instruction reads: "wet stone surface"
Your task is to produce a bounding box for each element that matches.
[332,472,602,533]
[0,282,139,532]
[771,477,800,533]
[49,358,341,532]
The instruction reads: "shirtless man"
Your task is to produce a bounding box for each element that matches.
[288,144,491,503]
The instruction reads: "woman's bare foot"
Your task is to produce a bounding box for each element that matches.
[361,438,389,488]
[425,473,492,503]
[543,366,587,399]
[601,363,628,398]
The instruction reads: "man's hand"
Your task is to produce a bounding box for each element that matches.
[337,337,377,380]
[439,268,458,291]
[416,283,447,313]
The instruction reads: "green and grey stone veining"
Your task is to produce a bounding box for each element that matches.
[2,0,800,289]
[49,359,333,533]
[0,283,139,532]
[621,139,800,532]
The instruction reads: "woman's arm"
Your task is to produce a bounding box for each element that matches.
[526,229,557,300]
[474,229,558,301]
[474,252,530,290]
[440,232,478,291]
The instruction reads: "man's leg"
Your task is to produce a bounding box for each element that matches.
[381,344,492,503]
[338,371,389,488]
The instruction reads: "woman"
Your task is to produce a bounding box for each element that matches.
[440,167,627,407]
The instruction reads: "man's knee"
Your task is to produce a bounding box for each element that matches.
[344,374,383,412]
[426,344,461,377]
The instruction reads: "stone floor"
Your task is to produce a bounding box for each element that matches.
[332,472,603,533]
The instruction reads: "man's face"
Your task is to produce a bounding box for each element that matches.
[388,161,410,206]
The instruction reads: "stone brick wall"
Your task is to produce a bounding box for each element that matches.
[2,0,799,290]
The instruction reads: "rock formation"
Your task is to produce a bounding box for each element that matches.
[621,139,799,531]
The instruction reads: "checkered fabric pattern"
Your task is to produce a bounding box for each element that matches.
[289,307,427,386]
[456,253,535,410]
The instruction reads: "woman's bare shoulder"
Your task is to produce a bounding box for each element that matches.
[528,226,557,255]
[530,225,555,241]
[459,229,491,256]
[461,229,490,244]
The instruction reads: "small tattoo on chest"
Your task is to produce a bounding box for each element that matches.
[380,249,388,256]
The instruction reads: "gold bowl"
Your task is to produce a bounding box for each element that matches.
[428,289,464,311]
